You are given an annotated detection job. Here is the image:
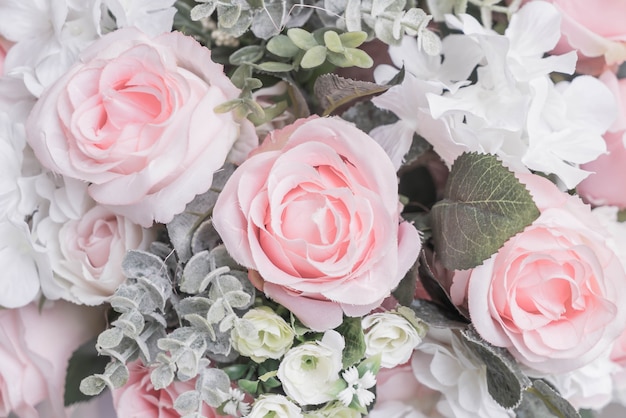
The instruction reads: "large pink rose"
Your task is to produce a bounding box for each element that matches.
[26,28,256,227]
[453,173,626,373]
[213,117,421,331]
[578,71,626,207]
[0,301,104,418]
[543,0,626,74]
[112,361,219,418]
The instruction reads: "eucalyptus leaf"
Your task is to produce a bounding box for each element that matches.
[167,188,221,263]
[253,61,295,73]
[339,31,368,48]
[181,251,213,294]
[198,368,232,406]
[431,152,540,270]
[300,45,327,68]
[174,390,202,414]
[64,336,111,405]
[267,34,300,58]
[151,363,176,390]
[229,45,265,65]
[97,328,124,350]
[217,3,243,28]
[323,30,344,53]
[190,2,217,21]
[250,1,286,39]
[345,0,363,31]
[287,27,318,50]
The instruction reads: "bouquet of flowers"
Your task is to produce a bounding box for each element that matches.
[3,0,626,417]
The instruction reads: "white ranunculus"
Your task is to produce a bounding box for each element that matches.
[277,330,344,406]
[103,0,177,36]
[362,312,426,369]
[231,306,295,363]
[246,394,303,418]
[412,328,513,418]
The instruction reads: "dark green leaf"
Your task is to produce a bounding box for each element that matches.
[460,328,531,409]
[64,336,110,406]
[392,265,418,306]
[313,73,389,116]
[238,378,260,395]
[523,380,581,418]
[410,299,469,329]
[335,317,366,369]
[431,152,540,270]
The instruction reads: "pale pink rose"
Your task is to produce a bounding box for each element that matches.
[213,116,421,331]
[0,301,104,418]
[578,71,626,208]
[0,40,6,75]
[453,173,626,373]
[543,0,626,74]
[26,27,256,228]
[112,361,219,418]
[37,199,155,305]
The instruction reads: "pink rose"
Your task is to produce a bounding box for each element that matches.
[213,117,421,331]
[544,0,626,74]
[0,301,104,418]
[578,71,626,207]
[112,361,219,418]
[37,201,155,305]
[453,173,626,373]
[26,28,256,227]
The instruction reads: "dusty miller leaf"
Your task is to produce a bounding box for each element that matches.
[410,299,469,329]
[431,152,540,270]
[174,390,202,414]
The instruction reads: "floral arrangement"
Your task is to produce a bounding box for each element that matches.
[3,0,626,417]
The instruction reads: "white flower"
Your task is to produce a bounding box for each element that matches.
[0,218,51,308]
[277,330,344,406]
[246,394,303,418]
[303,402,362,418]
[223,387,251,417]
[362,312,426,369]
[103,0,177,36]
[231,306,295,363]
[412,328,513,418]
[534,351,615,410]
[337,367,376,409]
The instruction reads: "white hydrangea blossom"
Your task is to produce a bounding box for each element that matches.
[372,1,615,188]
[411,328,513,418]
[0,0,176,97]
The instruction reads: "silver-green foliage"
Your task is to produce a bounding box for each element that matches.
[80,186,256,410]
[316,0,441,54]
[190,0,315,39]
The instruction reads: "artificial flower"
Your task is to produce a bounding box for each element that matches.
[362,312,425,369]
[213,116,420,331]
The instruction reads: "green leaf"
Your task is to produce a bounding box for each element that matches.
[516,380,581,418]
[431,152,540,270]
[410,299,469,329]
[335,317,366,369]
[229,45,264,65]
[267,34,300,58]
[339,31,368,48]
[356,353,381,376]
[460,328,531,410]
[313,73,389,116]
[238,378,260,394]
[323,30,344,53]
[64,336,110,406]
[300,45,328,69]
[252,61,295,73]
[287,27,318,50]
